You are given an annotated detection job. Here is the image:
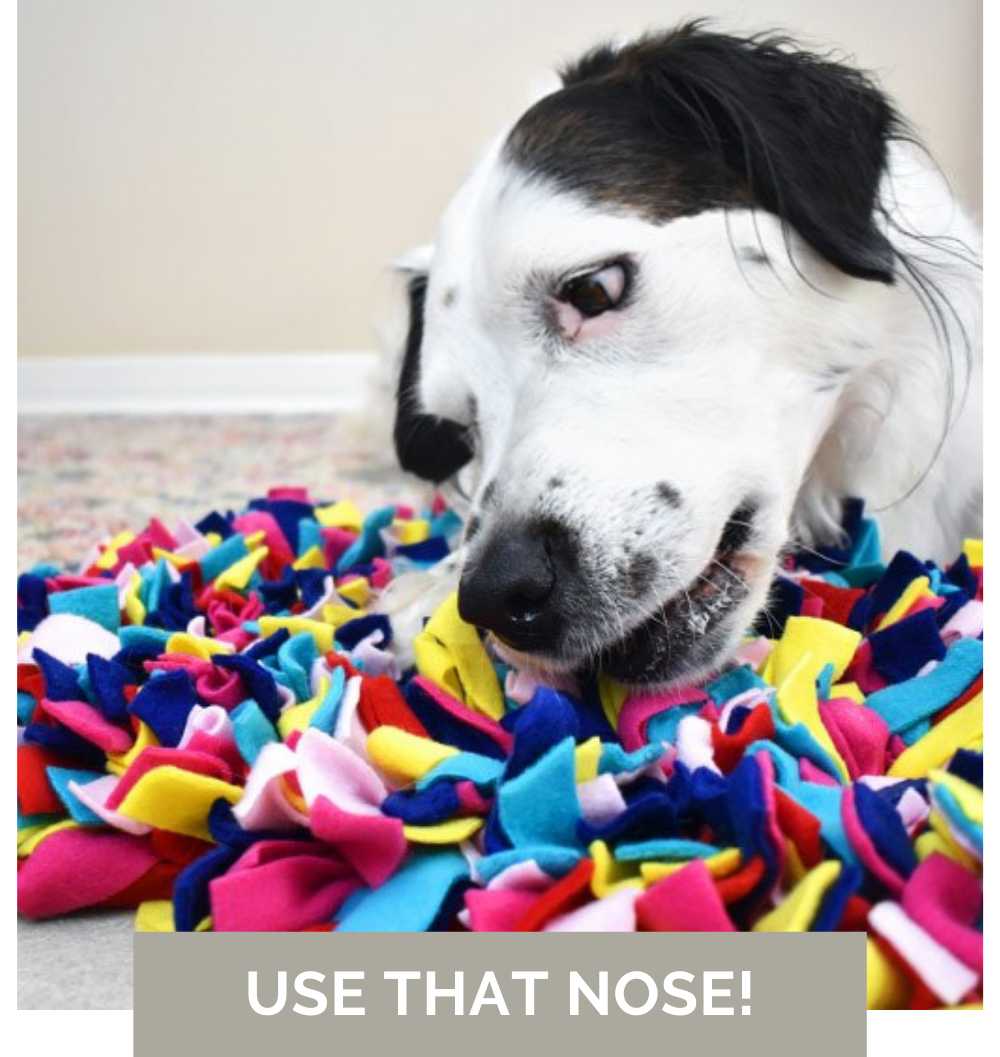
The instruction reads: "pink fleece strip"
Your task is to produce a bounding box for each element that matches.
[116,539,153,569]
[182,730,244,774]
[369,559,393,590]
[309,796,407,888]
[146,517,179,550]
[636,860,736,931]
[194,667,248,709]
[210,842,360,932]
[268,487,311,502]
[178,705,245,775]
[145,654,208,677]
[901,854,983,976]
[321,528,356,568]
[818,697,890,779]
[45,575,110,591]
[454,780,493,815]
[172,519,203,547]
[232,511,295,563]
[145,655,246,710]
[464,888,538,931]
[800,596,824,618]
[213,627,256,651]
[845,641,889,694]
[40,698,133,754]
[17,830,158,919]
[206,591,264,635]
[618,686,710,752]
[799,758,841,786]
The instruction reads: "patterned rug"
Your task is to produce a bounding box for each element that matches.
[18,415,422,573]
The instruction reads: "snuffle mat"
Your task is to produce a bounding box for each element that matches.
[16,488,983,1009]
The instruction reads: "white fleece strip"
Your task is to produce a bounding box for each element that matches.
[868,901,978,1005]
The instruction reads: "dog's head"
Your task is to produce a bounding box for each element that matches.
[393,23,906,687]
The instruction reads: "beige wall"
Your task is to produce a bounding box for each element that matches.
[18,0,982,357]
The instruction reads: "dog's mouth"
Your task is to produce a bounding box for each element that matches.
[489,503,765,688]
[592,557,755,688]
[590,503,764,685]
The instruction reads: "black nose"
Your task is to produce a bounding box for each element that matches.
[458,525,560,651]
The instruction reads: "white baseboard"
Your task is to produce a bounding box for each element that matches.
[17,351,382,415]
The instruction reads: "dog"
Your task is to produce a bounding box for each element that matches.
[379,22,982,690]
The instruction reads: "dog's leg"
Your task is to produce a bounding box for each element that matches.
[374,547,465,669]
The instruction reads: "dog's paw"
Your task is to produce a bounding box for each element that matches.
[374,551,463,669]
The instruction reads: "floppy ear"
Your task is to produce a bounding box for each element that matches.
[561,25,903,282]
[393,272,475,483]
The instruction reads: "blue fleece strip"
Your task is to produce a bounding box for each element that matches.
[336,849,469,932]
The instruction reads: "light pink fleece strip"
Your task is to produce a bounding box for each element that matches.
[545,888,638,932]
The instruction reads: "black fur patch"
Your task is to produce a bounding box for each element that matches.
[718,500,759,555]
[393,276,475,483]
[533,514,582,575]
[505,22,902,282]
[654,481,683,508]
[625,551,659,596]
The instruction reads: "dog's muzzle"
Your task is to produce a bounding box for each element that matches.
[457,503,761,685]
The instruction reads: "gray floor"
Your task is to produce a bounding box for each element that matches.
[18,910,135,1009]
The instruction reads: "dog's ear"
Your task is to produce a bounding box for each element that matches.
[557,25,902,282]
[392,270,475,483]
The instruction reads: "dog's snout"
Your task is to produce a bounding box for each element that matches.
[458,521,565,650]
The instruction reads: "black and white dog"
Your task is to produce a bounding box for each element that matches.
[381,24,982,689]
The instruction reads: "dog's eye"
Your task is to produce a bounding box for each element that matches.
[557,263,627,318]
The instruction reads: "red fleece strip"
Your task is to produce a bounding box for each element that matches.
[514,858,595,932]
[774,789,824,869]
[358,675,429,738]
[17,744,72,815]
[711,703,775,773]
